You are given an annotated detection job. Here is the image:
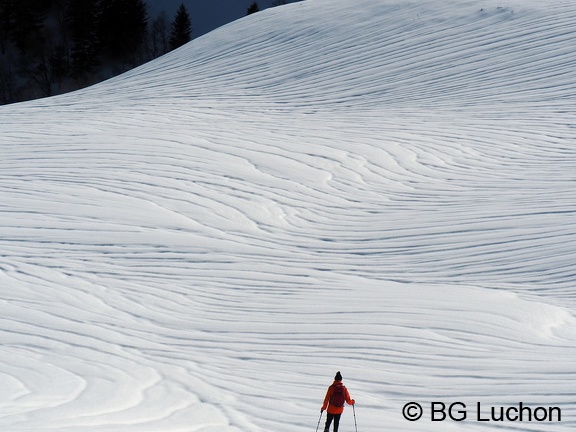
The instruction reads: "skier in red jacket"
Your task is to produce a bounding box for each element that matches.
[321,371,355,432]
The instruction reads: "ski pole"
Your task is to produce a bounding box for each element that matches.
[316,411,323,432]
[352,404,358,432]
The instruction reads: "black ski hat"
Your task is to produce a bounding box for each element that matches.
[335,371,342,381]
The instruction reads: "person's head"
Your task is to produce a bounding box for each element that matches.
[334,371,342,381]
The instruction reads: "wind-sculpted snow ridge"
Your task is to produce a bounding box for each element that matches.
[1,0,576,431]
[59,0,576,115]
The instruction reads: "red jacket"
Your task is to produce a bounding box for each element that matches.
[321,381,355,415]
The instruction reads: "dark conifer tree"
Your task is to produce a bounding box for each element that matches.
[169,3,192,50]
[0,58,18,104]
[50,43,68,89]
[247,2,260,15]
[0,0,15,54]
[99,0,148,60]
[10,0,47,55]
[65,0,100,83]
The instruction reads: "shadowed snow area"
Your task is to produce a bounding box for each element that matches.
[1,0,576,431]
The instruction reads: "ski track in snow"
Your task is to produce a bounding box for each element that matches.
[1,0,576,431]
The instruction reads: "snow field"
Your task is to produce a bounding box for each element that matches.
[1,0,576,430]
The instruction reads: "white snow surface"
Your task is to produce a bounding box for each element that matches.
[2,0,576,431]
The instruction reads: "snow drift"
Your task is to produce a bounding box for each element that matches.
[1,0,576,431]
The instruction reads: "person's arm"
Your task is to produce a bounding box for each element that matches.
[345,387,355,405]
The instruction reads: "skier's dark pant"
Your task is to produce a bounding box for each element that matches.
[324,412,342,432]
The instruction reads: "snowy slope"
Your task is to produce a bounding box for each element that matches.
[1,0,576,431]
